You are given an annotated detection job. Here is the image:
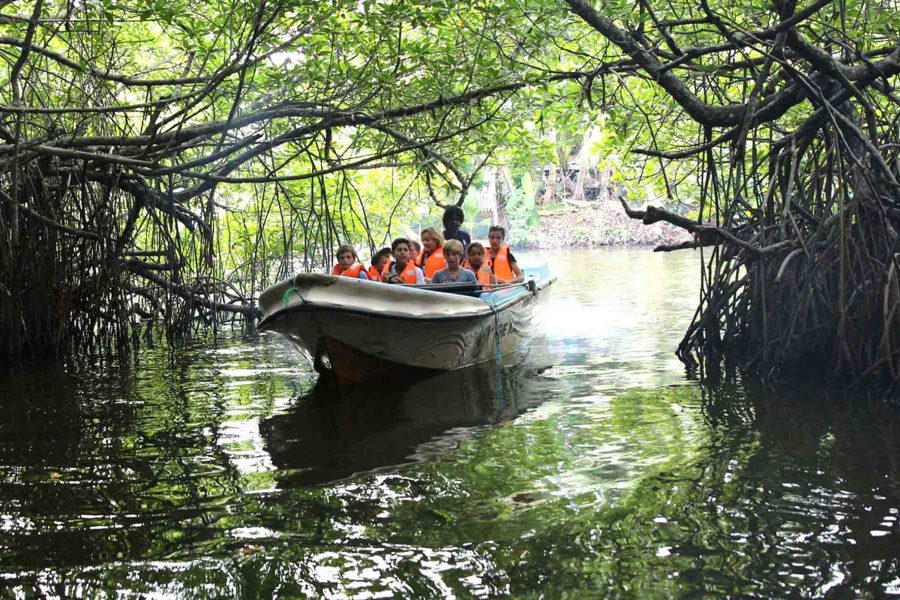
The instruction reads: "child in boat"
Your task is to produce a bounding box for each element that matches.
[417,227,447,281]
[332,244,369,280]
[408,239,421,265]
[486,226,524,283]
[442,205,471,248]
[367,247,392,282]
[385,237,424,284]
[465,242,496,286]
[432,240,477,284]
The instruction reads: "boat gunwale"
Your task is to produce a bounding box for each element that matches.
[258,277,554,330]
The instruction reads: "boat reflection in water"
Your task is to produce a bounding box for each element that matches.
[260,351,558,487]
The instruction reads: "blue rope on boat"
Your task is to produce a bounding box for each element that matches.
[486,288,506,411]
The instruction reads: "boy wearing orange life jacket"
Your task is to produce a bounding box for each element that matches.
[385,237,424,284]
[367,247,392,282]
[416,227,447,281]
[464,242,496,287]
[486,226,524,283]
[332,244,369,280]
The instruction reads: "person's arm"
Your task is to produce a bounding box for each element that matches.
[415,267,425,285]
[358,271,368,280]
[510,260,525,283]
[505,250,525,283]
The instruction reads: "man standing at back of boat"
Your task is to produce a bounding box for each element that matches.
[385,237,425,284]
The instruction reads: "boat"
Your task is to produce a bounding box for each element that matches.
[257,266,554,384]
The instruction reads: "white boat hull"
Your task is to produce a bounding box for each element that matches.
[257,271,552,383]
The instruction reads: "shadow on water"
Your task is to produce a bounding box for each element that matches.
[261,358,559,487]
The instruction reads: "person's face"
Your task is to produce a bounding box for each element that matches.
[444,215,462,233]
[422,234,437,252]
[393,244,409,264]
[374,255,388,270]
[445,250,461,268]
[467,247,484,267]
[338,251,355,267]
[409,244,420,259]
[488,231,504,250]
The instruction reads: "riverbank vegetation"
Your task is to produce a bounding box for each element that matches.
[1,0,899,384]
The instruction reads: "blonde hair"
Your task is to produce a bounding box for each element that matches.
[443,239,464,256]
[420,227,444,247]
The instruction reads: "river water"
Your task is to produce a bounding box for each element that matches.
[1,247,899,598]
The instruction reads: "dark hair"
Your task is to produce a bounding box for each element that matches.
[372,247,392,265]
[488,226,506,238]
[409,239,421,250]
[466,241,485,254]
[335,244,358,260]
[442,205,465,226]
[391,237,411,251]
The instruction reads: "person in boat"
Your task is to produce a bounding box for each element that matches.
[464,241,496,287]
[486,226,524,283]
[417,227,447,281]
[385,237,425,284]
[367,247,392,282]
[331,244,369,280]
[442,205,471,248]
[408,239,421,266]
[432,240,477,284]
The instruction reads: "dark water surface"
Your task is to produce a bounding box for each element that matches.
[2,248,900,598]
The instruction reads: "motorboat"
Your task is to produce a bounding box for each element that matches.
[257,266,554,384]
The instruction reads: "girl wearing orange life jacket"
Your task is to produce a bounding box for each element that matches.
[465,242,496,288]
[408,239,422,266]
[416,227,447,281]
[332,244,369,280]
[486,226,524,283]
[366,266,382,282]
[367,247,392,283]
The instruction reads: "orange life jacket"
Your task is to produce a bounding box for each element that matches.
[487,246,515,282]
[333,262,365,278]
[392,261,420,284]
[367,265,383,282]
[466,264,493,286]
[417,248,446,279]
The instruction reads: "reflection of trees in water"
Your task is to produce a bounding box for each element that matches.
[4,336,897,597]
[0,340,293,571]
[260,361,553,487]
[489,380,900,597]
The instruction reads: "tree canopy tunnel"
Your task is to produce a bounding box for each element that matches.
[561,0,900,383]
[3,0,900,385]
[0,0,590,361]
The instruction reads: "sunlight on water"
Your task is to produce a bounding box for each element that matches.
[1,247,899,598]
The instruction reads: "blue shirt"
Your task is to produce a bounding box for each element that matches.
[444,229,471,248]
[431,268,477,284]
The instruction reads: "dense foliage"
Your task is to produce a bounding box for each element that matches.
[2,0,900,382]
[0,0,586,359]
